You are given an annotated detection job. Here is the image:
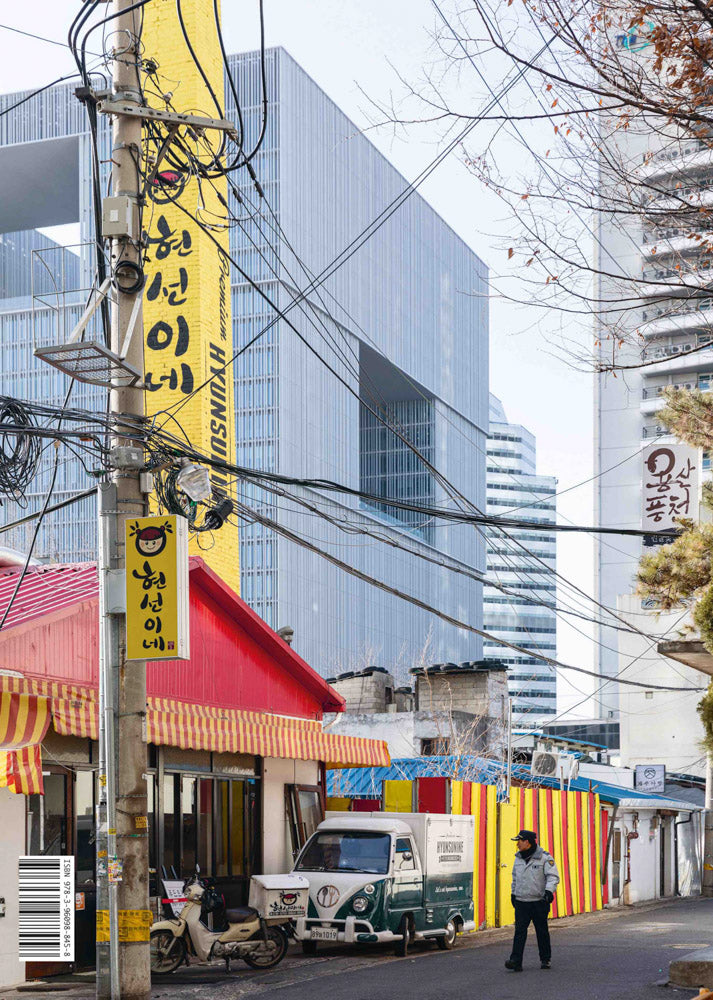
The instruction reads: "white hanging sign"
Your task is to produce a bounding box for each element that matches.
[641,444,699,534]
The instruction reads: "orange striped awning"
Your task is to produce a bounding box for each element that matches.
[0,745,44,795]
[0,675,390,775]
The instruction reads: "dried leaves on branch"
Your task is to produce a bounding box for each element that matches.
[379,0,713,369]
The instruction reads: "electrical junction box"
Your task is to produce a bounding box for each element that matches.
[102,195,136,238]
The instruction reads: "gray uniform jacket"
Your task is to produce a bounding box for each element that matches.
[511,845,560,902]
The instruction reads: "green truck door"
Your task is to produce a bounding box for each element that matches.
[390,837,423,913]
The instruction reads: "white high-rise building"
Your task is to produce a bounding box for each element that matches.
[594,47,712,715]
[484,395,557,719]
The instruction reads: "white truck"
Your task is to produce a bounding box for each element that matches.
[290,812,475,955]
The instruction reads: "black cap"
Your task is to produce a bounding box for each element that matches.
[511,829,537,844]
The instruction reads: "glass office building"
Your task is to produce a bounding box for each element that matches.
[484,395,557,718]
[0,47,489,677]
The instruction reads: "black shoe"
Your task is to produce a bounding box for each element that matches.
[505,960,523,971]
[541,960,551,969]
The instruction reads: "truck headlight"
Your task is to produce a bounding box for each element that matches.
[352,895,369,913]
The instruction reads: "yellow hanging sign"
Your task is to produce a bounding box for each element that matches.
[125,515,190,661]
[142,0,240,594]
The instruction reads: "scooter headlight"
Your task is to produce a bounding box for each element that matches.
[352,895,369,913]
[364,884,375,895]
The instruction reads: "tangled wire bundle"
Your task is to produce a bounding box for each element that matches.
[0,399,42,506]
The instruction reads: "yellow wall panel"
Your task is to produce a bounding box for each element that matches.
[566,791,581,914]
[594,796,603,910]
[142,0,239,593]
[451,781,463,815]
[581,793,592,912]
[498,798,519,926]
[551,791,567,916]
[383,779,412,813]
[485,784,497,928]
[326,797,351,812]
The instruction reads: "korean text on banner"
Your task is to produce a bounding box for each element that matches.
[142,0,239,594]
[641,443,699,537]
[125,515,190,661]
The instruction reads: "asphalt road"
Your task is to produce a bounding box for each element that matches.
[8,897,713,999]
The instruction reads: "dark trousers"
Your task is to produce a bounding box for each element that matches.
[510,899,551,965]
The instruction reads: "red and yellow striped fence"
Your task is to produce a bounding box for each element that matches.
[327,778,606,928]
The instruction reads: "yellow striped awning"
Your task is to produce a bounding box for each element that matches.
[146,698,390,768]
[0,676,390,778]
[0,745,43,795]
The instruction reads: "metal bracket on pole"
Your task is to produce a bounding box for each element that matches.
[68,277,113,344]
[97,98,239,139]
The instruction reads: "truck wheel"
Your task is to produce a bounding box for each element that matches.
[301,940,318,955]
[395,915,411,957]
[436,919,458,950]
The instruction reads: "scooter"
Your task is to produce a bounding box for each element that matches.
[150,872,292,974]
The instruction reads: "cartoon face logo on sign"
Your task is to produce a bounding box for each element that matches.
[130,520,173,558]
[316,885,340,908]
[280,892,298,907]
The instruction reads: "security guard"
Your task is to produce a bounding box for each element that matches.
[504,829,560,972]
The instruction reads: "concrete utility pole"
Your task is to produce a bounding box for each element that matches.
[96,2,149,998]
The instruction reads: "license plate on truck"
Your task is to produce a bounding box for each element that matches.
[311,927,339,941]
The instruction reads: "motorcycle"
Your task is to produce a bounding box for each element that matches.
[149,871,298,974]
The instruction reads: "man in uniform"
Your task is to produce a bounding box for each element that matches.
[504,829,560,971]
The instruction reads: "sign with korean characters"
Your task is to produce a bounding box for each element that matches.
[125,515,190,661]
[142,0,239,594]
[635,764,665,793]
[641,444,699,539]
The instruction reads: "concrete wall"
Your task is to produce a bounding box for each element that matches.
[328,671,396,713]
[0,789,25,990]
[617,597,706,777]
[262,757,320,873]
[606,807,700,906]
[415,670,508,719]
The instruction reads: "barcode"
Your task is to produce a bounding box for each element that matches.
[18,856,74,962]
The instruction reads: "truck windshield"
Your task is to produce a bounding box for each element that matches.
[296,831,391,874]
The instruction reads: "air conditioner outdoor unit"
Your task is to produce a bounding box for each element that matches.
[531,750,560,778]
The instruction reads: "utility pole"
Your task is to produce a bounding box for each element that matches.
[96,2,149,998]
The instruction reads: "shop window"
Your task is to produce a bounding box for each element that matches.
[160,772,259,882]
[214,780,230,877]
[198,778,212,873]
[28,772,69,856]
[181,776,197,874]
[162,775,177,876]
[75,770,95,884]
[231,781,246,875]
[286,784,325,858]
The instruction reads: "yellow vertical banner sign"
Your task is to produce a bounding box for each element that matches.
[125,515,190,660]
[141,0,239,593]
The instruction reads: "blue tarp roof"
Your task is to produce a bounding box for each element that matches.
[327,755,700,810]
